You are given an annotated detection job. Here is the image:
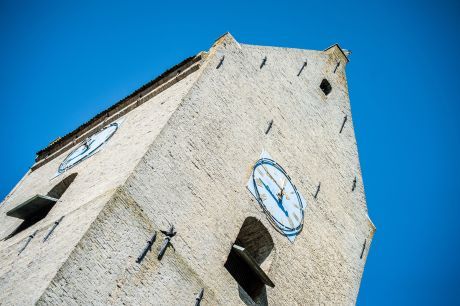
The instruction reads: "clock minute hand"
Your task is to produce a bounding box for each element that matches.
[278,177,287,200]
[262,181,280,204]
[277,196,289,217]
[262,181,289,217]
[262,165,283,190]
[278,177,291,217]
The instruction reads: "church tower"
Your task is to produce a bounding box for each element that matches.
[0,33,374,305]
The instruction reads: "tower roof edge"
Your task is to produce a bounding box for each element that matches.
[323,43,351,63]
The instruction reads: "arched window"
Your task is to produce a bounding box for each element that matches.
[224,217,275,305]
[5,173,77,239]
[47,173,78,199]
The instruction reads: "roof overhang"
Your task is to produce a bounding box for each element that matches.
[233,244,275,287]
[6,195,58,219]
[323,43,350,63]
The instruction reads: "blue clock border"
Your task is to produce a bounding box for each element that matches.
[251,157,305,237]
[58,122,119,174]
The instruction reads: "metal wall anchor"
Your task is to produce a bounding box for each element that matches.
[339,115,348,134]
[158,225,176,260]
[265,120,274,134]
[136,231,157,263]
[216,56,225,69]
[297,60,307,76]
[360,239,367,259]
[194,288,204,306]
[18,230,38,255]
[352,177,357,192]
[314,182,321,199]
[260,56,267,69]
[334,61,341,73]
[43,216,64,242]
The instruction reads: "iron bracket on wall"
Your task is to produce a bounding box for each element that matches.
[216,56,225,69]
[339,115,348,134]
[43,216,64,242]
[297,60,307,76]
[194,288,204,306]
[158,225,177,260]
[314,182,321,199]
[360,239,367,259]
[265,120,274,134]
[260,56,267,69]
[333,61,341,73]
[136,231,157,263]
[18,229,38,255]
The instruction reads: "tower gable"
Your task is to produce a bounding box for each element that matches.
[0,33,374,305]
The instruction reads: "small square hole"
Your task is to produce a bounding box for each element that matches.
[320,79,332,96]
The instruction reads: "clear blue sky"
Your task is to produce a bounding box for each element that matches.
[1,1,459,304]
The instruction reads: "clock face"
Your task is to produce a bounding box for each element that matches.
[247,152,306,241]
[58,122,119,174]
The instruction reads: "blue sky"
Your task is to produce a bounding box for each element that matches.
[1,0,459,304]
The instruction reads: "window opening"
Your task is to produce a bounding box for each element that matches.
[320,79,332,96]
[47,173,78,199]
[4,173,77,239]
[224,217,274,305]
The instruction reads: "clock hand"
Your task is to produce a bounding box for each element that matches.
[261,181,289,217]
[277,177,287,201]
[277,178,290,203]
[278,199,289,217]
[278,177,291,217]
[84,138,95,149]
[278,192,289,217]
[262,165,283,191]
[261,181,280,204]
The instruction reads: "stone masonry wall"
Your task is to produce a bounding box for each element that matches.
[38,187,218,305]
[0,65,200,305]
[0,33,374,305]
[119,34,373,304]
[0,190,112,305]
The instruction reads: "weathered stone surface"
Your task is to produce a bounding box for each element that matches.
[0,33,374,305]
[0,61,200,305]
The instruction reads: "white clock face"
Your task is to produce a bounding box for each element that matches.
[58,122,119,174]
[247,152,306,242]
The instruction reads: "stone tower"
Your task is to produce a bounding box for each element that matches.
[0,33,375,305]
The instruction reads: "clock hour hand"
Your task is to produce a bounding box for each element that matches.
[277,194,289,218]
[83,138,95,149]
[261,181,289,217]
